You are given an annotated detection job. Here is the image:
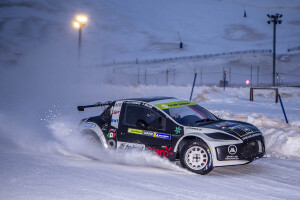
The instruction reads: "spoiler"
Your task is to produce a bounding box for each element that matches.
[77,101,112,111]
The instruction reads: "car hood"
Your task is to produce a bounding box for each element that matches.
[201,120,262,140]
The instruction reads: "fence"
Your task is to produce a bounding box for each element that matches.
[287,46,300,52]
[103,49,272,67]
[110,66,300,87]
[104,48,300,87]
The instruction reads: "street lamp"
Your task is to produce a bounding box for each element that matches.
[267,13,282,86]
[73,14,88,59]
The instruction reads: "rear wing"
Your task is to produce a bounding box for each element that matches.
[77,101,113,111]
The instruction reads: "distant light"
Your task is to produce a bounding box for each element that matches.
[73,21,80,29]
[76,15,88,23]
[72,14,88,29]
[245,80,250,85]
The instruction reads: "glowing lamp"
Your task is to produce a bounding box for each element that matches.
[245,80,250,85]
[73,21,80,29]
[73,14,88,29]
[76,15,88,23]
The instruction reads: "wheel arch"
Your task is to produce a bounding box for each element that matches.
[81,129,100,138]
[80,125,108,148]
[174,134,214,158]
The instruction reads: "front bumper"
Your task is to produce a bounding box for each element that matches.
[215,138,265,162]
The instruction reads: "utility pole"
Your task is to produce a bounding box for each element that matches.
[257,65,259,86]
[201,68,203,86]
[78,27,82,59]
[166,69,169,85]
[222,67,225,88]
[229,67,231,87]
[173,69,175,85]
[251,65,253,88]
[144,68,147,85]
[267,13,282,86]
[73,15,88,67]
[223,70,226,91]
[194,67,197,85]
[138,67,140,84]
[112,68,115,85]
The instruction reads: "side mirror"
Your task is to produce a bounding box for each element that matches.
[136,120,148,129]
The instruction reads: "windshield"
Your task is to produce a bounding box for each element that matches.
[156,101,218,126]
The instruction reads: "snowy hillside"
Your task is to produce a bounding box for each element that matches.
[0,0,300,199]
[1,0,299,86]
[0,0,300,65]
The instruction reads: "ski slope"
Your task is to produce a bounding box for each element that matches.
[0,0,300,65]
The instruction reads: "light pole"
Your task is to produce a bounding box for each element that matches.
[73,15,88,62]
[267,13,282,86]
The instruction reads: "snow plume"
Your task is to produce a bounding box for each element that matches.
[46,113,188,173]
[192,89,210,102]
[0,43,192,174]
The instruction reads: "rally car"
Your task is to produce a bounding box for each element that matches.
[77,97,265,175]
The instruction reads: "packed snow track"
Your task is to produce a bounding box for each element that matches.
[1,150,300,200]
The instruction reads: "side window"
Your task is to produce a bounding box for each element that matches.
[100,105,112,122]
[124,104,166,131]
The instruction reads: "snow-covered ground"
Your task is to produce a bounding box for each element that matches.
[1,0,300,199]
[1,84,300,200]
[1,149,300,200]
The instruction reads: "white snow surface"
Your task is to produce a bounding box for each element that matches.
[1,83,300,200]
[1,0,300,199]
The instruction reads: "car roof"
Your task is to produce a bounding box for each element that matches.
[120,96,175,103]
[120,96,189,107]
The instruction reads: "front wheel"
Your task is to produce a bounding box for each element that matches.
[180,140,213,175]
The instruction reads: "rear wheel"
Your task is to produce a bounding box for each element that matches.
[81,130,101,146]
[180,140,213,175]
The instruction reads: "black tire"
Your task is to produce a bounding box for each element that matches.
[180,140,214,175]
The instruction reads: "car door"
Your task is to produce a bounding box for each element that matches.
[117,102,171,147]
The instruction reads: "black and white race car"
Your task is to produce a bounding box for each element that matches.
[78,97,265,175]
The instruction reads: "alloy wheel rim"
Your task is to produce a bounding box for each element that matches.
[185,146,208,170]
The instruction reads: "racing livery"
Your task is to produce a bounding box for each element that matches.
[78,97,265,175]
